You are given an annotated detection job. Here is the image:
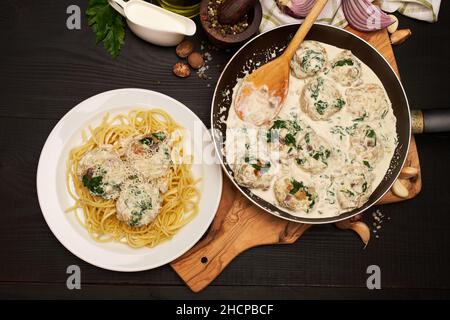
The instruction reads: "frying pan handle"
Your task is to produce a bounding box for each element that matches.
[412,109,450,134]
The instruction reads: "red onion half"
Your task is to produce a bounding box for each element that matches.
[342,0,395,32]
[277,0,316,19]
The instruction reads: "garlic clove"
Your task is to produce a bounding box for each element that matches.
[387,14,399,34]
[277,0,315,19]
[399,166,419,180]
[392,179,409,198]
[342,0,395,32]
[390,28,412,45]
[335,219,370,247]
[350,221,371,247]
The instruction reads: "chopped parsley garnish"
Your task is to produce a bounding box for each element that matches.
[314,100,328,115]
[290,179,305,195]
[353,112,368,122]
[363,160,371,169]
[140,137,152,146]
[129,199,153,227]
[284,133,296,146]
[333,59,354,68]
[310,148,331,164]
[289,179,315,208]
[364,127,377,146]
[296,158,306,165]
[362,182,368,192]
[301,50,324,72]
[340,189,355,197]
[305,132,310,144]
[140,132,165,146]
[245,157,271,173]
[152,132,166,141]
[335,98,345,110]
[310,77,324,100]
[270,120,287,129]
[267,119,302,144]
[82,174,104,196]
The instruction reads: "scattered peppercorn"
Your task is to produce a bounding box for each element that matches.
[206,0,249,36]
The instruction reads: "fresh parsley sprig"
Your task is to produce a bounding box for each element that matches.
[86,0,125,58]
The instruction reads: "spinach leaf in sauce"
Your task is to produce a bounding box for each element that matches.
[333,59,354,68]
[289,179,315,208]
[152,132,166,141]
[310,77,324,100]
[335,98,345,110]
[314,100,328,115]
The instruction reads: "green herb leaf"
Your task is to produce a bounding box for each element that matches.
[362,182,368,192]
[305,132,310,144]
[152,132,166,141]
[284,133,296,146]
[340,189,355,197]
[290,179,304,195]
[353,112,368,122]
[87,0,125,58]
[140,137,153,146]
[314,100,328,115]
[363,160,371,169]
[333,59,354,67]
[270,120,287,129]
[335,98,345,110]
[82,173,104,196]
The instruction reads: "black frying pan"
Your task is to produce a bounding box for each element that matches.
[211,23,448,224]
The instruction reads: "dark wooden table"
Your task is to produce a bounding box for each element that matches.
[1,0,449,299]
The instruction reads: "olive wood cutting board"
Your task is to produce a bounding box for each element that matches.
[171,26,422,292]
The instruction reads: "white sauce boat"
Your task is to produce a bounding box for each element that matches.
[108,0,196,46]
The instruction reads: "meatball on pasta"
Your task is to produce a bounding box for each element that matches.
[77,145,126,200]
[335,166,372,210]
[123,132,171,181]
[274,177,317,213]
[329,50,362,87]
[295,131,332,174]
[290,41,328,79]
[301,76,346,121]
[116,181,162,227]
[346,84,390,120]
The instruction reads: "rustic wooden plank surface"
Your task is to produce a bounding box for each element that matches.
[0,0,449,299]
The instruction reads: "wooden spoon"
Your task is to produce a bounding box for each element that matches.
[234,0,328,126]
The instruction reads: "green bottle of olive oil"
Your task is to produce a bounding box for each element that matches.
[157,0,201,18]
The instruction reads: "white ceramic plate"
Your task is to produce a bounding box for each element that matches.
[37,88,222,272]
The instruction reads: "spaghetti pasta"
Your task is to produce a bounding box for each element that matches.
[66,109,200,248]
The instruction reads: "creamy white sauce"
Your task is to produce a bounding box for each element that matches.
[126,2,186,34]
[234,83,282,126]
[225,42,397,219]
